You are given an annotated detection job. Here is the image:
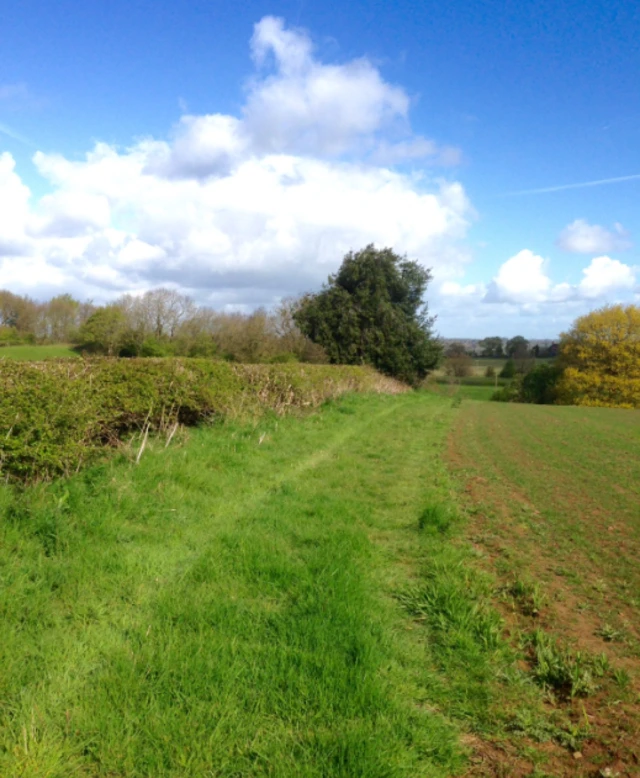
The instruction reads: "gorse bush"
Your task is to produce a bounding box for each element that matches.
[0,358,404,481]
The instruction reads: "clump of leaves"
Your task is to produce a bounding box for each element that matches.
[418,504,455,535]
[503,578,546,617]
[523,629,610,698]
[595,623,624,643]
[506,708,588,751]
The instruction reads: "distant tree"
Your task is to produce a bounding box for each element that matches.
[445,341,468,358]
[478,337,504,358]
[556,304,640,408]
[0,290,39,336]
[485,365,496,378]
[444,352,473,378]
[41,294,82,342]
[506,335,530,358]
[293,245,441,384]
[78,306,128,355]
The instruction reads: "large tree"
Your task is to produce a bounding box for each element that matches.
[556,304,640,408]
[293,245,441,384]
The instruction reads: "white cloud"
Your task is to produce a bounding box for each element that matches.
[484,250,555,304]
[578,255,636,298]
[439,280,485,299]
[482,249,637,306]
[0,152,31,256]
[434,248,638,336]
[0,18,472,305]
[243,17,411,157]
[557,218,630,254]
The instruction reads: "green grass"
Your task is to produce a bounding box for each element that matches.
[0,393,554,777]
[450,402,640,616]
[0,344,79,360]
[425,382,497,401]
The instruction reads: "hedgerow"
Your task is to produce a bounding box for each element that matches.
[0,358,405,481]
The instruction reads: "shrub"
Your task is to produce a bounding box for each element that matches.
[444,354,473,378]
[0,359,405,481]
[491,382,520,402]
[499,358,516,379]
[519,363,562,404]
[485,365,496,378]
[524,630,610,698]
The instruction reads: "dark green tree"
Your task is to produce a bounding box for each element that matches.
[293,245,441,384]
[478,336,504,358]
[499,358,516,379]
[506,335,530,357]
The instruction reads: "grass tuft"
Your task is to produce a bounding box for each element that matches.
[524,629,611,698]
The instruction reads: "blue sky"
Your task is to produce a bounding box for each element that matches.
[1,0,639,337]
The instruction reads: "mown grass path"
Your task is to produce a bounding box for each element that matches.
[1,393,499,778]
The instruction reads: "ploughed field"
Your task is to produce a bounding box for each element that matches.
[1,391,638,777]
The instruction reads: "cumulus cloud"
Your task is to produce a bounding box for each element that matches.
[482,249,636,307]
[578,255,637,298]
[0,152,31,256]
[557,219,630,254]
[244,17,411,158]
[433,249,638,335]
[0,17,471,305]
[485,250,557,304]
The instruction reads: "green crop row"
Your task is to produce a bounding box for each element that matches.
[0,358,404,481]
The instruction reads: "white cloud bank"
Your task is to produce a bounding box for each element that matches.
[0,17,470,307]
[437,249,638,333]
[557,219,631,254]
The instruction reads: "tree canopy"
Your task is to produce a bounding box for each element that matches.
[556,304,640,408]
[478,337,504,358]
[506,335,530,358]
[293,245,441,384]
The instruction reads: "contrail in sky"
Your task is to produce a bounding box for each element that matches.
[507,173,640,195]
[0,121,34,146]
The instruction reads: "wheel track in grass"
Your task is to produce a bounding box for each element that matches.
[1,393,463,778]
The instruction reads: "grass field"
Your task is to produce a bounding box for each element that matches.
[0,344,79,360]
[1,392,638,776]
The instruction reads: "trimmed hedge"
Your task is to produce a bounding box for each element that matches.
[0,358,405,481]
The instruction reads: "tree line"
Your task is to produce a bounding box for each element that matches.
[0,246,443,384]
[0,287,327,364]
[442,336,557,379]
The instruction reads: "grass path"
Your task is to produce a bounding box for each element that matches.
[2,392,517,777]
